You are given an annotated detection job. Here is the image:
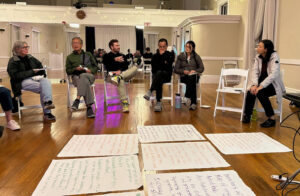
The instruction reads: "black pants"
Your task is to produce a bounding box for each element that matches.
[150,71,171,102]
[0,87,13,112]
[244,84,276,118]
[181,75,199,104]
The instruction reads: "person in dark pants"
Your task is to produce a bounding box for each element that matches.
[174,41,204,110]
[243,39,285,127]
[0,87,20,136]
[143,38,174,112]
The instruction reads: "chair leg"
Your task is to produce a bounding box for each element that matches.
[18,97,21,119]
[92,85,97,109]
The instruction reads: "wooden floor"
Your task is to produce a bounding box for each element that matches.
[0,72,300,196]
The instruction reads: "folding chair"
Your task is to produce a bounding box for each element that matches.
[223,60,239,86]
[177,75,202,106]
[17,92,43,119]
[143,58,152,73]
[66,75,97,109]
[149,72,174,106]
[255,70,284,122]
[214,68,249,121]
[102,65,130,107]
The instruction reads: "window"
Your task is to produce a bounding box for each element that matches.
[220,3,228,15]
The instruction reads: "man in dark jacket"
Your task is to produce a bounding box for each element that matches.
[66,37,98,118]
[7,41,55,121]
[103,39,138,113]
[143,38,174,112]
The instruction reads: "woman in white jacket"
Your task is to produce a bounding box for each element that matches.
[243,39,285,127]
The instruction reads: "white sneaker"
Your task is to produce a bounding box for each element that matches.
[7,120,20,131]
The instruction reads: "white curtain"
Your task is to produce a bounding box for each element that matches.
[145,33,158,54]
[95,26,136,54]
[66,32,79,56]
[10,25,20,55]
[243,0,279,69]
[49,52,63,70]
[262,0,279,42]
[31,31,40,54]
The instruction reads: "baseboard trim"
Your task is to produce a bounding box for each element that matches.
[285,87,300,93]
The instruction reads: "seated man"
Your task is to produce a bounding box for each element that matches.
[134,50,142,67]
[143,38,174,112]
[66,37,98,118]
[0,86,20,137]
[143,47,153,71]
[7,41,55,121]
[103,39,138,112]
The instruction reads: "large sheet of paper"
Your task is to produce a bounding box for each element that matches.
[57,134,138,157]
[142,142,230,170]
[146,170,255,196]
[138,124,205,143]
[205,132,292,155]
[32,155,142,196]
[98,191,145,196]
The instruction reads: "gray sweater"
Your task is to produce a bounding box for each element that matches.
[174,52,204,76]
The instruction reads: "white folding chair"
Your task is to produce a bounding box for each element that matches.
[102,64,130,107]
[66,75,97,109]
[223,60,239,86]
[17,92,42,119]
[255,70,284,122]
[177,75,202,106]
[149,72,174,106]
[142,57,152,74]
[214,68,249,121]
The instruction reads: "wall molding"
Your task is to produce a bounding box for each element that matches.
[0,56,10,59]
[285,87,300,94]
[280,59,300,66]
[179,15,241,28]
[201,56,243,61]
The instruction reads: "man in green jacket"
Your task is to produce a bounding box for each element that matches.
[66,37,98,118]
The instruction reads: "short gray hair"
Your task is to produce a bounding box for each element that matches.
[72,37,83,44]
[12,41,28,55]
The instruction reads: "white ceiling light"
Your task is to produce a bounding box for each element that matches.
[136,26,144,29]
[69,23,80,28]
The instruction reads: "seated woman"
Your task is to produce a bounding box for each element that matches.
[174,41,204,110]
[143,38,174,112]
[7,41,55,121]
[243,39,285,127]
[0,86,20,136]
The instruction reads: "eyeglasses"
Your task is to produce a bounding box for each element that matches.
[22,46,30,49]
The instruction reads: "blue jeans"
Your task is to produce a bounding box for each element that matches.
[0,87,13,111]
[21,78,53,114]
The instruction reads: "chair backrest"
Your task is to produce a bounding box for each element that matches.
[223,60,238,69]
[218,68,249,91]
[221,68,248,77]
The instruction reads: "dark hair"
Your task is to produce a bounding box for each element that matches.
[146,47,150,51]
[109,39,118,49]
[158,38,168,46]
[185,40,199,67]
[260,39,275,63]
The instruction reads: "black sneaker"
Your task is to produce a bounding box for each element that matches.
[242,115,251,124]
[0,126,4,138]
[44,113,56,121]
[71,99,80,111]
[260,119,275,128]
[86,107,95,118]
[44,101,55,110]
